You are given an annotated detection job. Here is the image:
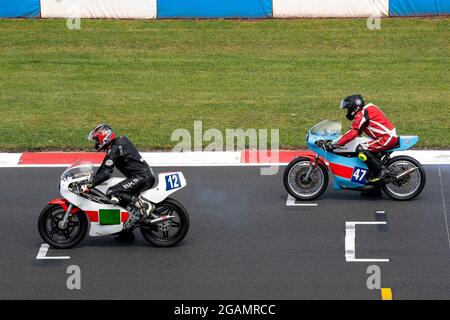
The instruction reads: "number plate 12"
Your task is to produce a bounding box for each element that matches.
[165,173,181,191]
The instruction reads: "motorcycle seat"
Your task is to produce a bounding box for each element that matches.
[387,135,419,152]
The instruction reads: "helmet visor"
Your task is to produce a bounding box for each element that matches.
[340,99,350,109]
[88,124,104,141]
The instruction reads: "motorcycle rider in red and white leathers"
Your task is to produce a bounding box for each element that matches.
[326,95,399,183]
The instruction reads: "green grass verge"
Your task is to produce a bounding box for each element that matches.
[0,18,448,151]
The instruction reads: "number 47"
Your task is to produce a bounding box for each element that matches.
[353,169,367,181]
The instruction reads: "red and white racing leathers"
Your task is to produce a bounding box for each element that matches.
[337,103,399,151]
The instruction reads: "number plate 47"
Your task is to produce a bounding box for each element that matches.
[351,167,368,184]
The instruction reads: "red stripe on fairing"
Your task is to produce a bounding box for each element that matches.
[329,162,353,179]
[85,210,129,223]
[19,152,105,165]
[85,211,99,222]
[48,198,80,214]
[241,150,315,163]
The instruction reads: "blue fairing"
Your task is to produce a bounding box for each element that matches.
[388,136,419,152]
[307,131,368,190]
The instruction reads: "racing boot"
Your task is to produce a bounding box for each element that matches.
[358,150,387,184]
[123,207,142,230]
[110,196,120,204]
[123,197,155,230]
[367,166,389,184]
[132,196,155,217]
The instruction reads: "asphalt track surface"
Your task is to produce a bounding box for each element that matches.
[0,165,449,300]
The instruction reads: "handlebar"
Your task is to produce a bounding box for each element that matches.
[69,180,89,195]
[315,140,327,149]
[315,139,335,151]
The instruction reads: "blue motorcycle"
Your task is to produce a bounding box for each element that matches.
[283,120,426,201]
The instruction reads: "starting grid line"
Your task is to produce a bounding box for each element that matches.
[286,194,318,207]
[285,195,390,263]
[36,244,70,260]
[345,222,389,263]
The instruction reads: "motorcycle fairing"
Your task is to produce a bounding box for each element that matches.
[387,135,419,152]
[323,135,418,189]
[84,208,130,236]
[323,149,369,190]
[307,130,369,190]
[327,155,369,190]
[48,198,80,213]
[140,172,187,203]
[95,172,187,204]
[60,178,129,236]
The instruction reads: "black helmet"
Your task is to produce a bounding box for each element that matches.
[88,124,117,151]
[340,94,365,120]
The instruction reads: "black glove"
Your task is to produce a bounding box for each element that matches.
[81,182,94,193]
[325,142,340,151]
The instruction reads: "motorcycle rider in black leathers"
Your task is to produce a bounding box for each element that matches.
[84,124,155,229]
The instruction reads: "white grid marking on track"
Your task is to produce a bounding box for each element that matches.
[286,194,318,207]
[438,166,450,251]
[345,222,389,262]
[36,244,70,260]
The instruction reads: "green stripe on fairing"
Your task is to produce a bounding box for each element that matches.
[99,209,121,225]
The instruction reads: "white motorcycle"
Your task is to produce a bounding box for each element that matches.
[38,161,190,249]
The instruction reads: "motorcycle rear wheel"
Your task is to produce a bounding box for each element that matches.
[38,204,88,249]
[283,157,329,201]
[382,156,426,201]
[140,198,189,247]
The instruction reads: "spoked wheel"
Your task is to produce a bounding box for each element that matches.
[382,156,426,201]
[38,204,88,249]
[140,198,189,247]
[283,157,329,201]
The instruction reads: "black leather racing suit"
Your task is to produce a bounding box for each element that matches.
[90,136,155,208]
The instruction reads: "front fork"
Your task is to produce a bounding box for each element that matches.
[303,155,320,182]
[58,203,73,229]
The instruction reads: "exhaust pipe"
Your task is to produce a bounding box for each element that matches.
[150,215,175,224]
[395,167,419,180]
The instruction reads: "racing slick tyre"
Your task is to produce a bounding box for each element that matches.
[283,157,329,201]
[382,156,426,201]
[38,204,88,249]
[140,198,190,247]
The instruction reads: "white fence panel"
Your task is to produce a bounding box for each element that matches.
[41,0,157,19]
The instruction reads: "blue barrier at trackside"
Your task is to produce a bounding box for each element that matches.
[389,0,450,16]
[0,0,40,18]
[157,0,272,18]
[1,0,450,19]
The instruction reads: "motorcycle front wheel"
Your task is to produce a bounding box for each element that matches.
[283,157,329,201]
[382,156,426,201]
[140,198,190,247]
[38,204,88,249]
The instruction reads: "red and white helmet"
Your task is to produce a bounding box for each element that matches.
[88,124,116,151]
